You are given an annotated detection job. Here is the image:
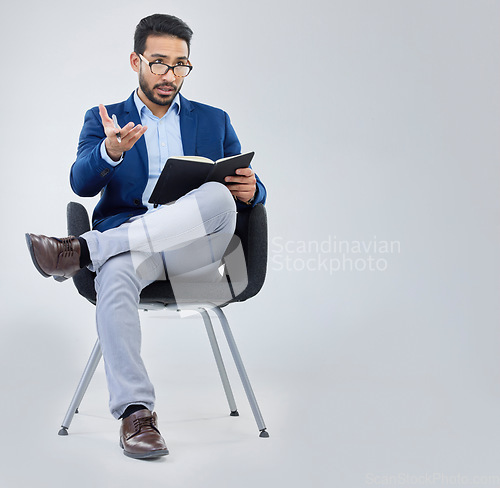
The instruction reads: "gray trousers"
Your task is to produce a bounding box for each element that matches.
[81,182,237,418]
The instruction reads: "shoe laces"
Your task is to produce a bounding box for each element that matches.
[133,415,160,435]
[58,237,75,257]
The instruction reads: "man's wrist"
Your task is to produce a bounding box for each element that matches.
[237,195,254,205]
[104,139,123,162]
[101,140,123,166]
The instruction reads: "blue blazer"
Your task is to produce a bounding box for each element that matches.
[70,92,266,232]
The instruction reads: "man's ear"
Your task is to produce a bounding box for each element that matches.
[130,52,140,73]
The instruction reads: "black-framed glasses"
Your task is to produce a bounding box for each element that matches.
[138,53,193,77]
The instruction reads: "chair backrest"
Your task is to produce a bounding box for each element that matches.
[67,202,268,307]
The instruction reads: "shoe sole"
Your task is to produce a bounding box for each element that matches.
[120,439,169,459]
[25,233,69,282]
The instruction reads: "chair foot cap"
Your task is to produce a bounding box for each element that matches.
[230,410,239,417]
[259,429,269,438]
[58,427,68,436]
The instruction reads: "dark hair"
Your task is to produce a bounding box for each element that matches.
[134,14,193,55]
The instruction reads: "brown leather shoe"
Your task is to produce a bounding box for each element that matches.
[25,233,81,282]
[120,410,169,459]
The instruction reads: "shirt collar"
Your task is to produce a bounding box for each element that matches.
[133,89,181,119]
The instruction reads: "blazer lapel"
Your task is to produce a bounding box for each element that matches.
[123,92,148,169]
[179,94,197,156]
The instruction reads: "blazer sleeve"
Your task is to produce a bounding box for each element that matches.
[223,111,242,157]
[223,112,267,209]
[70,108,120,197]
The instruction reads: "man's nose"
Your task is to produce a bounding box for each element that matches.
[163,69,177,82]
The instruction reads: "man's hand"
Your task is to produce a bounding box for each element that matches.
[99,104,148,162]
[225,167,256,204]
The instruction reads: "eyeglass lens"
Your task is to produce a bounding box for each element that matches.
[150,63,191,77]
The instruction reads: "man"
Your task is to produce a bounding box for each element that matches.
[25,14,266,460]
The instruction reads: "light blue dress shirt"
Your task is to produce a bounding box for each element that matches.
[100,89,184,209]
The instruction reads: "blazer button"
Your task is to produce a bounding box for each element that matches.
[134,199,141,206]
[100,168,110,177]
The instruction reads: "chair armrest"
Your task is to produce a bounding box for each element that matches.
[231,203,268,302]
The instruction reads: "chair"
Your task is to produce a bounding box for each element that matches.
[58,202,269,438]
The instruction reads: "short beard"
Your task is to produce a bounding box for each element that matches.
[138,67,182,107]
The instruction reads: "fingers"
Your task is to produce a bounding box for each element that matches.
[228,187,255,198]
[225,167,255,185]
[100,103,148,161]
[230,189,254,198]
[98,104,112,124]
[99,103,148,145]
[228,188,255,203]
[99,104,122,143]
[225,166,256,201]
[235,167,254,177]
[225,167,254,180]
[226,182,255,192]
[121,123,148,147]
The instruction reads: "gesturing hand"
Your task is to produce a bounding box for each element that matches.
[225,167,257,204]
[99,104,148,162]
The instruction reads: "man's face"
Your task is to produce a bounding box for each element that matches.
[131,35,190,113]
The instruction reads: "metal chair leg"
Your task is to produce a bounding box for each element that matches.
[198,307,239,416]
[58,339,102,435]
[211,306,269,437]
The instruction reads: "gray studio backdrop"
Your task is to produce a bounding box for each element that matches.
[0,0,499,486]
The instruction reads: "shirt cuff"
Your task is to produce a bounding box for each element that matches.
[100,140,123,167]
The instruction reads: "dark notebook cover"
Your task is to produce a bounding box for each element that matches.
[149,151,254,206]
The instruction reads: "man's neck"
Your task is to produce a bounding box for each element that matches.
[137,88,170,118]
